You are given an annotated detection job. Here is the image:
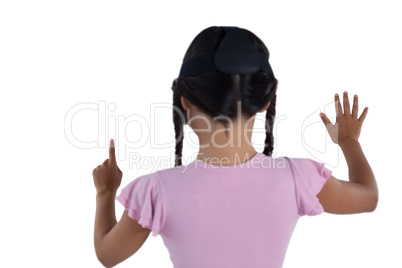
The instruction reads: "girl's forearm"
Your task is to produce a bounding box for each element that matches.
[94,191,118,253]
[339,139,378,197]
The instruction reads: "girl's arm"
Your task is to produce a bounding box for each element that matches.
[316,92,378,214]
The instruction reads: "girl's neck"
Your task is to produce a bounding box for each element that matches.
[196,147,258,166]
[194,115,258,166]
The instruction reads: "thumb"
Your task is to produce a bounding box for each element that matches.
[319,113,333,128]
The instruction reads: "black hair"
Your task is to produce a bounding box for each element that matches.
[171,26,278,166]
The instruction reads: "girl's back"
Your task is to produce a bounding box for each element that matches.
[116,153,332,267]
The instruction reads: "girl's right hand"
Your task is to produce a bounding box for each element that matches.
[319,91,368,146]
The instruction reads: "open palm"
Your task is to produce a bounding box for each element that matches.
[319,91,368,146]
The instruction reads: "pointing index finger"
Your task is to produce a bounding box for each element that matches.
[109,139,116,164]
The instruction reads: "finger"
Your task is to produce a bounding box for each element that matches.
[103,159,109,165]
[352,94,358,118]
[358,107,368,124]
[335,93,343,118]
[320,112,333,127]
[109,139,116,165]
[93,165,101,173]
[343,91,350,115]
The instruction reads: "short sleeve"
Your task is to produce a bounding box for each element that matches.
[115,172,165,237]
[286,157,333,216]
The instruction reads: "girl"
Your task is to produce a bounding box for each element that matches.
[93,26,379,268]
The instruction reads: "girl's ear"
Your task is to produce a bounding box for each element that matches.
[258,101,271,113]
[181,96,190,110]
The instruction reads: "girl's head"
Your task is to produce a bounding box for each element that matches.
[171,26,278,166]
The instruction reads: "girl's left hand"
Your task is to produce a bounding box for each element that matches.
[92,139,122,194]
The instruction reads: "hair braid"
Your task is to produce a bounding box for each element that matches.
[173,90,185,166]
[263,94,276,157]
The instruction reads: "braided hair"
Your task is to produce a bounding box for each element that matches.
[171,26,278,166]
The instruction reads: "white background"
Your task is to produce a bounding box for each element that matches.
[1,0,400,267]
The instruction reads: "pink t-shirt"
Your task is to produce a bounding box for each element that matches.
[115,153,332,268]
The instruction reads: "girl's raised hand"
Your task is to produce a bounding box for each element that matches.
[319,91,368,146]
[92,139,123,194]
